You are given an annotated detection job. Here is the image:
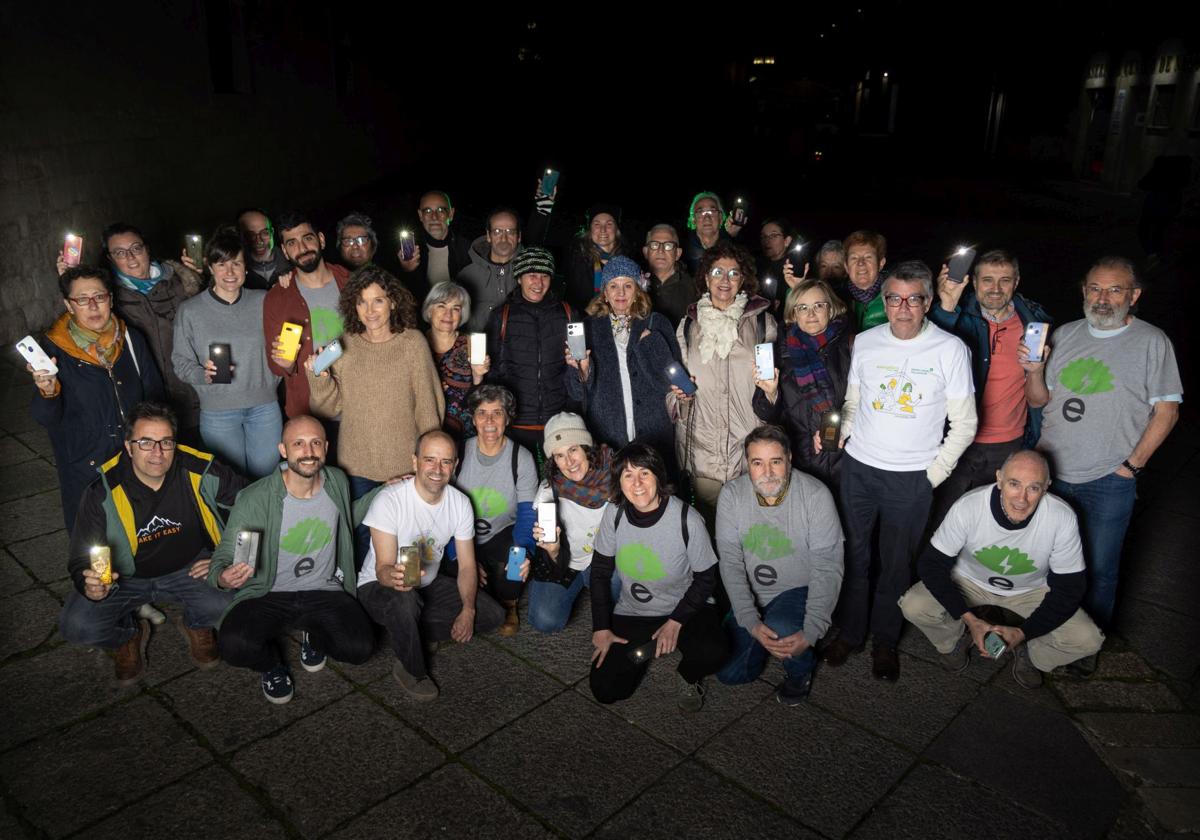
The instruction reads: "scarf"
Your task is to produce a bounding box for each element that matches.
[590,244,613,294]
[787,318,844,414]
[552,444,612,509]
[115,261,166,295]
[609,314,631,338]
[847,274,883,305]
[695,292,748,362]
[66,313,124,368]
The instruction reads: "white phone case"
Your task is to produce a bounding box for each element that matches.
[16,335,57,376]
[470,333,487,365]
[537,502,557,543]
[754,342,773,381]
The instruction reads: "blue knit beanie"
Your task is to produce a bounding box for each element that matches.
[600,255,641,287]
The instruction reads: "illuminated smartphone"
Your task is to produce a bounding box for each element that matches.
[732,197,748,226]
[627,640,657,664]
[1023,322,1049,363]
[566,322,586,361]
[819,410,842,446]
[787,241,806,274]
[754,342,773,381]
[397,545,421,587]
[209,343,232,384]
[506,546,526,581]
[63,233,83,267]
[276,322,303,363]
[185,234,203,266]
[540,168,560,196]
[537,502,557,544]
[311,339,343,374]
[947,246,976,283]
[666,362,696,396]
[399,229,415,261]
[233,530,260,571]
[470,332,487,365]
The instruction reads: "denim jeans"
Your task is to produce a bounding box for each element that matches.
[1050,472,1137,630]
[199,401,283,478]
[59,565,233,649]
[527,566,620,633]
[349,475,383,574]
[717,586,814,685]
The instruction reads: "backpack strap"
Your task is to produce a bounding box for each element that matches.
[680,499,689,549]
[499,303,511,342]
[511,437,520,484]
[561,301,572,321]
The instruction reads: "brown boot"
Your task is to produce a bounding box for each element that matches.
[499,600,520,637]
[177,616,219,670]
[114,619,151,686]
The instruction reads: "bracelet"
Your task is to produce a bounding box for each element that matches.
[1121,459,1143,476]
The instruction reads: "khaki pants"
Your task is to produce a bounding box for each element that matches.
[899,577,1103,671]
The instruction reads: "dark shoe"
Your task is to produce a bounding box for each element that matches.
[677,674,705,713]
[392,660,438,702]
[299,631,326,673]
[871,643,900,681]
[776,674,813,706]
[498,599,519,637]
[941,631,972,674]
[261,664,294,704]
[822,637,861,667]
[1012,645,1044,689]
[1064,652,1098,679]
[176,616,218,670]
[114,619,151,686]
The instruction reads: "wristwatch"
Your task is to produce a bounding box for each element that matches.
[1121,459,1143,476]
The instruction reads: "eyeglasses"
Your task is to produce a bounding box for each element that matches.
[646,241,679,252]
[883,293,928,308]
[694,208,719,218]
[1085,284,1133,297]
[109,243,146,261]
[340,236,372,248]
[419,206,450,217]
[708,267,744,280]
[761,232,784,241]
[68,292,111,308]
[247,229,272,242]
[793,301,830,314]
[490,227,517,238]
[130,437,177,452]
[990,325,1008,355]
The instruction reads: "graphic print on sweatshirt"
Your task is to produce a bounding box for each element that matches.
[743,523,794,587]
[869,360,925,418]
[137,515,182,543]
[617,542,667,603]
[974,544,1037,589]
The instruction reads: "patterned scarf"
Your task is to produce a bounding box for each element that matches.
[847,274,883,305]
[609,314,630,338]
[67,313,124,368]
[115,261,166,295]
[695,292,748,362]
[787,318,844,414]
[552,444,612,509]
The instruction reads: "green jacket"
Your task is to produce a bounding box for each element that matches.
[206,465,380,625]
[852,291,887,331]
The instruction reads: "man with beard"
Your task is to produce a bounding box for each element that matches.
[208,415,374,704]
[458,207,524,332]
[398,190,473,295]
[336,211,378,270]
[264,211,351,419]
[714,425,844,705]
[1024,256,1181,671]
[928,249,1052,526]
[237,208,293,290]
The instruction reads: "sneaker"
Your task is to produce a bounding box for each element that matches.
[775,674,813,706]
[821,637,862,667]
[392,660,438,702]
[941,631,972,674]
[677,674,705,713]
[299,631,326,673]
[1011,645,1044,689]
[176,616,219,670]
[261,664,294,704]
[1064,652,1098,679]
[137,602,167,626]
[498,600,520,637]
[114,619,151,686]
[871,643,900,681]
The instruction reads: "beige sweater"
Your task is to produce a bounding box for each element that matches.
[307,330,445,481]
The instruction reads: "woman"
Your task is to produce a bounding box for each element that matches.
[29,264,164,532]
[753,278,853,485]
[526,413,621,633]
[564,205,631,311]
[422,281,487,440]
[307,265,445,562]
[588,443,728,711]
[669,240,777,523]
[172,227,281,478]
[564,256,680,463]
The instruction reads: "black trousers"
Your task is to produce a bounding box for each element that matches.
[589,605,728,704]
[218,590,374,673]
[929,436,1022,531]
[477,526,526,603]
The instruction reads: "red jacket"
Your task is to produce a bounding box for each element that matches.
[263,263,351,418]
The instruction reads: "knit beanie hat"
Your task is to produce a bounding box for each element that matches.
[512,246,555,278]
[600,255,642,287]
[543,412,593,456]
[586,203,623,225]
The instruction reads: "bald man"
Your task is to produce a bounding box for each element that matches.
[207,415,375,704]
[899,450,1103,689]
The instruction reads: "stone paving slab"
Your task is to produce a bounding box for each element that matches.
[5,529,70,583]
[13,427,53,461]
[1104,747,1200,787]
[463,690,682,838]
[0,435,36,467]
[1055,679,1186,713]
[1076,712,1200,747]
[1139,788,1200,834]
[0,548,36,595]
[0,490,63,543]
[0,587,62,658]
[896,625,1002,684]
[697,699,914,837]
[1,696,211,837]
[230,693,445,839]
[0,458,59,503]
[491,599,596,686]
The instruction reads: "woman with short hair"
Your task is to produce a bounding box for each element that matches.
[422,281,486,440]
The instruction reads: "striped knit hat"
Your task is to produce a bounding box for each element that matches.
[511,246,555,278]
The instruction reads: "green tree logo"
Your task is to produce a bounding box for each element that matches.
[743,524,793,563]
[1059,358,1115,396]
[310,307,345,345]
[281,518,333,556]
[974,545,1036,576]
[616,543,666,581]
[469,487,509,519]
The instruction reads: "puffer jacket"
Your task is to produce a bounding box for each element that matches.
[672,295,777,483]
[486,291,579,427]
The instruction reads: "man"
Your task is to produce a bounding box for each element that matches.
[928,249,1052,526]
[96,223,203,440]
[357,430,506,701]
[236,208,292,290]
[263,211,351,419]
[1024,256,1181,662]
[682,192,743,274]
[756,218,796,311]
[398,190,474,293]
[643,223,696,326]
[458,207,523,333]
[58,402,244,685]
[336,211,378,269]
[842,230,889,330]
[208,416,374,704]
[715,426,844,705]
[900,450,1104,688]
[825,261,977,681]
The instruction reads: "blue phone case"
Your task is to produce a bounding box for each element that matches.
[312,340,343,375]
[540,170,560,196]
[506,546,526,581]
[666,362,697,396]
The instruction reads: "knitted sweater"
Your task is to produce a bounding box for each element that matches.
[307,330,445,481]
[172,288,279,411]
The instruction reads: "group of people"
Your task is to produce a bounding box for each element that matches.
[34,186,1182,710]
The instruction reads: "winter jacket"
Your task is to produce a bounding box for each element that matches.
[456,210,550,333]
[245,247,292,291]
[486,292,579,427]
[406,229,473,301]
[648,268,698,328]
[563,240,634,312]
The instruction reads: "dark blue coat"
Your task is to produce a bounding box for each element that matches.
[564,312,681,459]
[927,289,1051,446]
[32,324,164,531]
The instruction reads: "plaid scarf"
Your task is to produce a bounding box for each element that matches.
[786,318,844,414]
[551,444,612,509]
